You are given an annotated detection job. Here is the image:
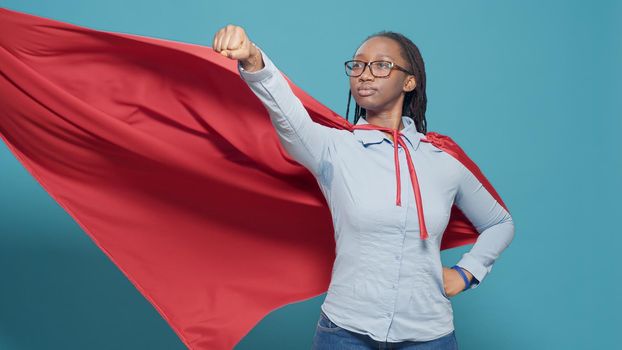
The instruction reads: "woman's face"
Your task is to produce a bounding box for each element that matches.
[349,36,416,116]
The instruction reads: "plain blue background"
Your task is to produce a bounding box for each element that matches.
[1,1,620,349]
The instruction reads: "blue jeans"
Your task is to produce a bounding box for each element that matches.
[312,310,459,350]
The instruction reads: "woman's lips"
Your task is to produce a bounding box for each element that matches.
[357,88,376,97]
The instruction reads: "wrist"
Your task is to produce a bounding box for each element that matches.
[463,269,473,282]
[240,43,263,72]
[451,265,472,291]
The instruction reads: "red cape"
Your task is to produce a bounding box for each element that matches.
[0,8,510,350]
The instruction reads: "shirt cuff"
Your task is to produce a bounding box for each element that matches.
[237,44,274,83]
[456,253,490,290]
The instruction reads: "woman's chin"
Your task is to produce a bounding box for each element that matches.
[354,100,378,112]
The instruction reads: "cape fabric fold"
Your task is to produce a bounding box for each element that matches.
[0,8,509,350]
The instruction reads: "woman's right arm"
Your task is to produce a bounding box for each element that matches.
[236,44,341,175]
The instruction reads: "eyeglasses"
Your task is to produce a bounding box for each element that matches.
[344,60,414,78]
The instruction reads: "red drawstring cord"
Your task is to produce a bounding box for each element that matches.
[350,124,429,240]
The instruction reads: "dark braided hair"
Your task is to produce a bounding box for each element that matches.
[346,31,428,134]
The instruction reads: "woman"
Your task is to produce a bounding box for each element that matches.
[212,25,514,349]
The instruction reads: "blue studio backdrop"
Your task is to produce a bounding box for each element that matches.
[1,1,620,349]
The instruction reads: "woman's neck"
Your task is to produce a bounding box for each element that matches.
[365,113,404,131]
[364,113,405,142]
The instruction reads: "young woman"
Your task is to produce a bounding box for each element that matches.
[212,25,515,350]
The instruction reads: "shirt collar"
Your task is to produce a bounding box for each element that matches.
[353,116,423,151]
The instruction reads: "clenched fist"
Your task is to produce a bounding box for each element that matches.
[212,24,264,72]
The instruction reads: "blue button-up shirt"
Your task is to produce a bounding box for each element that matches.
[238,45,515,342]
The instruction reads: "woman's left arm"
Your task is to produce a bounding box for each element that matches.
[452,161,515,290]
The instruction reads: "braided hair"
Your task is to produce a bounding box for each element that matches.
[346,31,428,134]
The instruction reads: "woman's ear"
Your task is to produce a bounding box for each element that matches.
[404,76,417,92]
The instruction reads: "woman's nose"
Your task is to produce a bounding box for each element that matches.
[359,64,374,80]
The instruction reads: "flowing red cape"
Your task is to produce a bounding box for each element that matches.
[0,7,509,350]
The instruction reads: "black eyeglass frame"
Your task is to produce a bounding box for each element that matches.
[344,59,415,78]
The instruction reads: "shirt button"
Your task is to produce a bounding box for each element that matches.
[395,255,400,261]
[392,284,396,289]
[386,312,391,317]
